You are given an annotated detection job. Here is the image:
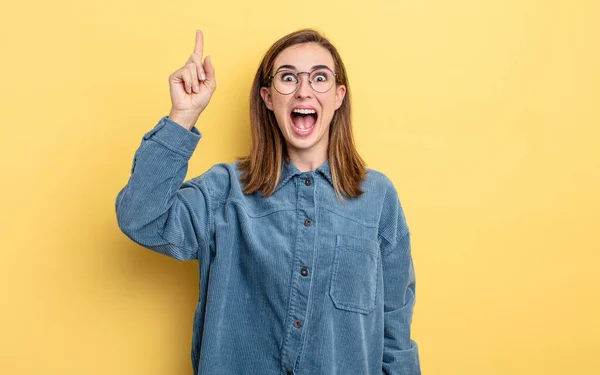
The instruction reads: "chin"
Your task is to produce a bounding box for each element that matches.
[287,127,329,152]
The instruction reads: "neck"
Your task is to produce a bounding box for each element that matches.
[287,147,327,172]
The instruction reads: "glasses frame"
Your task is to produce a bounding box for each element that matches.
[267,67,338,95]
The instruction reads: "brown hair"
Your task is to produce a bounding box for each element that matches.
[237,28,366,200]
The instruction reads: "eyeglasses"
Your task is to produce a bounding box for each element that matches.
[268,67,338,95]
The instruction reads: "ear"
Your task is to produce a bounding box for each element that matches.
[260,87,274,111]
[334,84,346,110]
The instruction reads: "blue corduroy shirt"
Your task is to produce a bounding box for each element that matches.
[115,116,421,375]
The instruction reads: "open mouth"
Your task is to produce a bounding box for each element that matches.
[290,108,318,136]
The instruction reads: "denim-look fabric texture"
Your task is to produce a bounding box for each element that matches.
[115,116,421,375]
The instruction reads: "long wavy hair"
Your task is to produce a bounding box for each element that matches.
[237,28,366,200]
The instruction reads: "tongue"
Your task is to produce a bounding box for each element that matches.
[292,114,316,129]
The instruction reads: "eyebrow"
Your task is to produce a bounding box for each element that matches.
[274,64,332,72]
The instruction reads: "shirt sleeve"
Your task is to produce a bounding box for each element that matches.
[115,116,213,261]
[379,182,421,375]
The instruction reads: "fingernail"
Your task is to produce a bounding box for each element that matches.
[201,73,206,81]
[193,84,199,92]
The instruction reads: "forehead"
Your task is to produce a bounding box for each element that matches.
[273,42,334,70]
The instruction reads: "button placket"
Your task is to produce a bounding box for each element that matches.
[281,173,317,373]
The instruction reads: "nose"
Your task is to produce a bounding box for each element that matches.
[295,73,313,98]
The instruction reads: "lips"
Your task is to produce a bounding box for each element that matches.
[290,105,319,137]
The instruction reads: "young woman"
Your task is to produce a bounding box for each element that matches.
[116,28,421,375]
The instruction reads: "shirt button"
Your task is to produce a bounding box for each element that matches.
[305,178,312,186]
[304,218,312,227]
[300,267,309,276]
[293,320,303,328]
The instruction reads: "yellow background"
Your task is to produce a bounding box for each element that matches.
[1,0,598,374]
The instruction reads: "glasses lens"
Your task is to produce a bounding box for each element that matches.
[273,71,298,95]
[309,69,335,93]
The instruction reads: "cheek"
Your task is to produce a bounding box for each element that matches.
[273,98,290,119]
[319,94,337,116]
[271,97,290,129]
[325,91,339,106]
[271,93,288,109]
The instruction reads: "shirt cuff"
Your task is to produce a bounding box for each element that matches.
[142,116,202,158]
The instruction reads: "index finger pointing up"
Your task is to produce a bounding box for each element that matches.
[194,30,204,56]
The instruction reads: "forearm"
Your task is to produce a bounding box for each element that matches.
[115,116,206,260]
[381,232,421,374]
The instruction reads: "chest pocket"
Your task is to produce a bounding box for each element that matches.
[329,234,380,314]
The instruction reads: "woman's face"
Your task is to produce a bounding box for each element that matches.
[260,43,346,160]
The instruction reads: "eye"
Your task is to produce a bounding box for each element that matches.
[311,70,330,82]
[281,73,298,83]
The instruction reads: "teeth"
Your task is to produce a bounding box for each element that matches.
[292,108,316,115]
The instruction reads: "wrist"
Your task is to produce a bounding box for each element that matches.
[167,110,199,131]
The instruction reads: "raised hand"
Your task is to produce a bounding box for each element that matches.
[168,30,216,130]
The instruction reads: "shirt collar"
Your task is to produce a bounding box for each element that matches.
[275,158,333,192]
